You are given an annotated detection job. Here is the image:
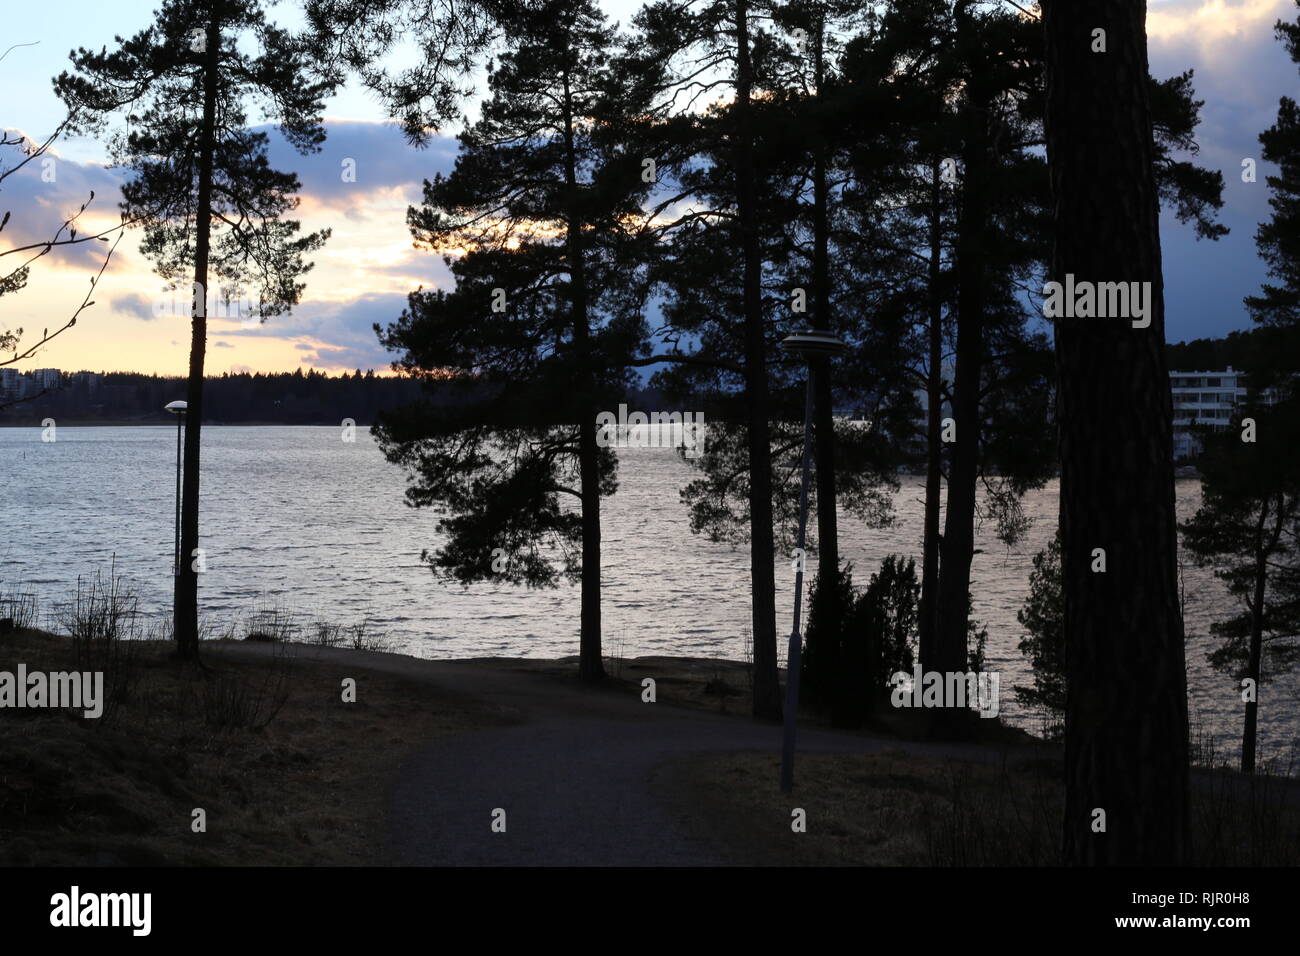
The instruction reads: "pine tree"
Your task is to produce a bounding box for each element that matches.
[56,0,332,659]
[373,0,658,680]
[1182,405,1300,774]
[1016,527,1065,739]
[634,0,909,718]
[1246,1,1300,377]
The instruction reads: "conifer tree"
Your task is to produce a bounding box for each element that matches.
[374,0,659,680]
[56,0,332,658]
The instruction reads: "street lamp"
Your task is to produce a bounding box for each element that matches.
[779,329,847,793]
[164,401,187,578]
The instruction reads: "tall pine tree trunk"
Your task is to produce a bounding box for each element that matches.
[809,15,843,709]
[934,73,990,687]
[736,0,781,719]
[561,66,605,683]
[576,409,604,682]
[919,162,944,673]
[174,13,219,662]
[1043,0,1190,865]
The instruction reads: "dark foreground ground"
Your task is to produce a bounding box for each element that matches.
[1,629,1296,865]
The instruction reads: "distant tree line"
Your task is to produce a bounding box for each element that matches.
[1166,325,1295,374]
[0,368,681,426]
[0,369,417,425]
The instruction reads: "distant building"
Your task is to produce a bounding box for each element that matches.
[0,367,18,402]
[1170,367,1247,460]
[72,371,102,393]
[31,368,62,390]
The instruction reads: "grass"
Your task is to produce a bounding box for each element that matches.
[656,748,1300,866]
[0,628,502,865]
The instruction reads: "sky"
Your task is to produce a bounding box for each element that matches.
[0,0,1296,376]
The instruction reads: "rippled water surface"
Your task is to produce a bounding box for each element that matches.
[2,425,1295,765]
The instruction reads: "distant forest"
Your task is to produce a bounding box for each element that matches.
[1166,326,1292,373]
[0,367,679,426]
[1,326,1274,427]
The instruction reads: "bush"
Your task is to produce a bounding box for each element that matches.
[801,563,855,709]
[805,555,920,728]
[1015,528,1065,739]
[53,563,142,724]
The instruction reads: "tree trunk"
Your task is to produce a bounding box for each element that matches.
[809,14,843,708]
[576,409,604,682]
[919,161,944,673]
[1043,0,1190,865]
[561,66,605,683]
[735,0,781,719]
[173,13,220,662]
[1243,493,1285,774]
[934,71,990,686]
[1243,532,1266,776]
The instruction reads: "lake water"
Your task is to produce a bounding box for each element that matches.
[1,425,1295,766]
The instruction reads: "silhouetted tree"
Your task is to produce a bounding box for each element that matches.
[1182,404,1300,775]
[57,0,332,658]
[373,0,658,680]
[1016,527,1065,739]
[1246,1,1300,381]
[304,0,523,144]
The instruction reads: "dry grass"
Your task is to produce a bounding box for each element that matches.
[0,628,500,866]
[658,748,1300,866]
[653,749,1057,865]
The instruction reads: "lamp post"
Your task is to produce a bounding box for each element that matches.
[779,330,847,793]
[164,401,187,579]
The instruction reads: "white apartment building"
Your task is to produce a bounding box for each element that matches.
[1170,367,1247,460]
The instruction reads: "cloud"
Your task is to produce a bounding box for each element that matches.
[1149,0,1289,45]
[219,291,407,371]
[213,340,233,348]
[296,342,396,370]
[263,119,458,223]
[0,133,128,273]
[109,291,155,319]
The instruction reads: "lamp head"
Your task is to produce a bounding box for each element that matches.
[781,330,848,359]
[164,400,188,415]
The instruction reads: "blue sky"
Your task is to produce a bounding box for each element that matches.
[1,0,1295,374]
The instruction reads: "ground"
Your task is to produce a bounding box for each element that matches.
[1,630,1295,865]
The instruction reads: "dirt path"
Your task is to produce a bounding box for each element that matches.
[209,641,1036,865]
